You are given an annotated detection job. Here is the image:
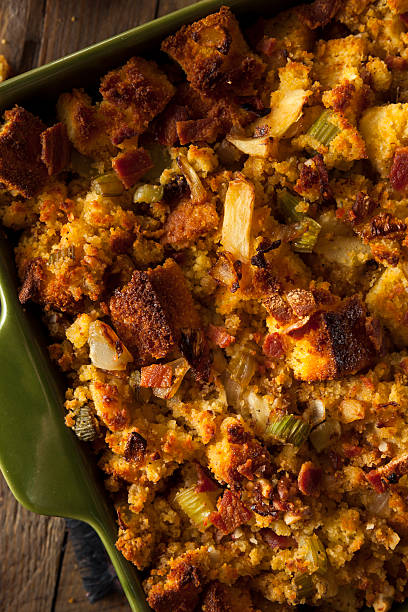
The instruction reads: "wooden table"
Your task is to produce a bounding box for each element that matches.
[0,2,198,610]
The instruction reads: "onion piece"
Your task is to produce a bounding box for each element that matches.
[226,135,275,158]
[253,88,310,138]
[228,350,256,386]
[309,419,341,453]
[221,176,255,262]
[177,154,207,203]
[88,320,133,371]
[365,491,390,518]
[340,399,365,423]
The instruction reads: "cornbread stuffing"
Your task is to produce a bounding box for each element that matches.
[4,1,408,610]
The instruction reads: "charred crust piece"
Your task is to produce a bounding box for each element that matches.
[18,257,44,304]
[110,259,204,367]
[210,489,252,534]
[390,147,408,192]
[124,431,147,462]
[364,212,407,241]
[40,122,71,176]
[112,147,153,189]
[147,563,203,612]
[250,483,278,517]
[367,453,408,493]
[180,328,211,382]
[161,7,265,98]
[202,582,232,612]
[161,199,219,248]
[297,0,341,30]
[0,106,47,198]
[100,57,175,145]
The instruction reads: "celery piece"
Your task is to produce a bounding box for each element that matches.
[174,485,216,529]
[92,172,124,196]
[74,406,96,442]
[304,534,328,574]
[133,184,164,204]
[307,110,340,147]
[292,218,321,253]
[277,189,304,222]
[294,574,315,599]
[265,415,311,446]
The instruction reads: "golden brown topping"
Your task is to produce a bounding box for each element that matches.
[162,199,219,248]
[161,7,265,97]
[0,106,47,198]
[40,123,71,176]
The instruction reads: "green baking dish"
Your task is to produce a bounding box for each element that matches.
[0,1,406,611]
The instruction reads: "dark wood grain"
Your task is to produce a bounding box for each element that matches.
[0,0,199,610]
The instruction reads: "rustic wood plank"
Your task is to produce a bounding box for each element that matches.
[0,474,66,612]
[54,539,131,612]
[38,0,160,66]
[157,0,200,17]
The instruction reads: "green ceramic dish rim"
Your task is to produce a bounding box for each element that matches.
[0,0,406,610]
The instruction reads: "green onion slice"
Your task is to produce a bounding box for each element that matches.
[133,184,164,204]
[174,485,217,530]
[74,406,96,442]
[294,574,315,600]
[307,110,340,147]
[92,172,124,196]
[303,534,328,574]
[265,415,311,446]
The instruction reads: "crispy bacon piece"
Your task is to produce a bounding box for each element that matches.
[176,117,221,145]
[297,0,341,29]
[367,453,408,493]
[195,464,220,493]
[207,324,235,348]
[250,483,278,517]
[161,6,265,98]
[350,192,377,223]
[0,106,47,197]
[153,103,190,146]
[390,147,408,192]
[40,122,71,175]
[124,431,147,462]
[210,490,252,534]
[147,562,203,612]
[262,333,284,359]
[295,154,334,203]
[140,364,173,388]
[385,55,408,70]
[260,528,296,549]
[298,461,322,497]
[112,147,153,189]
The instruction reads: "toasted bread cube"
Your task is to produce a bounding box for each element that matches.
[313,35,368,90]
[0,54,11,83]
[57,89,114,159]
[360,103,408,176]
[109,259,201,365]
[366,266,408,347]
[275,296,380,381]
[161,6,265,97]
[100,57,175,145]
[0,106,47,198]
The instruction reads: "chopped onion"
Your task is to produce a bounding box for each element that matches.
[254,88,310,138]
[226,135,275,158]
[177,155,207,203]
[228,350,256,386]
[174,485,217,530]
[88,320,133,371]
[365,491,390,518]
[222,176,255,262]
[340,399,365,423]
[224,375,243,408]
[245,391,271,432]
[153,357,190,399]
[306,399,326,426]
[309,419,341,453]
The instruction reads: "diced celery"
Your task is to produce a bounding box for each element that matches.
[74,406,96,442]
[174,485,216,529]
[277,189,321,253]
[133,184,164,204]
[307,110,340,146]
[265,415,311,446]
[294,574,315,599]
[277,189,304,222]
[292,218,322,253]
[303,534,328,574]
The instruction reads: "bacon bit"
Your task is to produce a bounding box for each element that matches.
[390,147,408,192]
[140,364,173,388]
[112,147,153,189]
[297,0,341,29]
[40,122,71,175]
[263,333,284,359]
[260,528,297,549]
[207,324,235,348]
[366,470,388,494]
[256,36,278,56]
[295,154,334,203]
[250,483,279,517]
[351,192,377,223]
[385,55,408,71]
[210,490,252,534]
[342,443,363,458]
[297,461,322,497]
[154,103,190,146]
[124,431,147,462]
[177,117,221,145]
[328,450,343,470]
[195,464,219,493]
